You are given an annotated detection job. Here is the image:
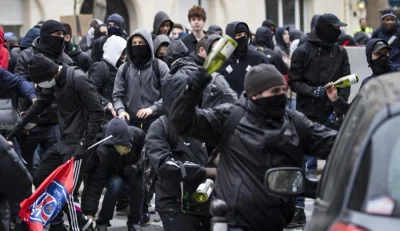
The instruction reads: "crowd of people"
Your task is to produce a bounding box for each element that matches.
[0,4,399,231]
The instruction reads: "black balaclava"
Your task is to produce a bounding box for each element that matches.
[234,23,249,58]
[371,55,391,75]
[39,20,66,57]
[315,16,341,44]
[131,45,151,68]
[64,40,71,53]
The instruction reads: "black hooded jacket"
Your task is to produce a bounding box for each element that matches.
[152,11,174,39]
[162,66,337,231]
[219,21,269,96]
[274,27,290,57]
[262,20,276,33]
[289,30,351,124]
[253,27,289,75]
[66,43,93,72]
[82,118,145,216]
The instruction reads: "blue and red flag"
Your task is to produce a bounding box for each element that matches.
[19,157,78,231]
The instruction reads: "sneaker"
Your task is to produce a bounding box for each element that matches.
[95,224,108,231]
[140,213,151,226]
[286,207,306,228]
[116,206,130,216]
[307,170,318,181]
[128,224,142,231]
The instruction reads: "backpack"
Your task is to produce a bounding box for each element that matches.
[121,59,161,85]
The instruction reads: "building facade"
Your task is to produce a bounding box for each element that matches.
[0,0,375,38]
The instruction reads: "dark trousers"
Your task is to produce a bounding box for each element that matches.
[97,174,144,226]
[159,212,211,231]
[33,144,85,229]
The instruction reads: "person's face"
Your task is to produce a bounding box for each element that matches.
[156,45,168,57]
[372,48,390,61]
[251,85,287,100]
[190,17,205,32]
[159,21,171,35]
[172,28,183,38]
[235,32,248,39]
[64,34,71,42]
[283,30,290,44]
[269,26,276,35]
[198,47,207,58]
[100,26,108,34]
[51,31,64,38]
[360,19,367,28]
[108,22,119,29]
[383,16,396,30]
[132,35,147,46]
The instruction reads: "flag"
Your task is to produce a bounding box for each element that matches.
[19,158,80,231]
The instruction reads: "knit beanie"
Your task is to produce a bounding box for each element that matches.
[40,20,66,37]
[28,53,59,83]
[244,64,286,97]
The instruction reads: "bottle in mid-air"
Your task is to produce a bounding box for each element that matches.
[203,35,238,74]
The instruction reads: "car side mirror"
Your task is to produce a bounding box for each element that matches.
[264,167,306,195]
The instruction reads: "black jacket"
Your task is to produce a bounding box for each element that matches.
[82,120,145,216]
[19,66,104,153]
[163,69,337,231]
[181,33,199,54]
[372,23,400,65]
[90,36,107,62]
[15,37,74,125]
[289,30,351,124]
[146,116,209,215]
[219,22,269,96]
[88,59,118,103]
[66,43,93,72]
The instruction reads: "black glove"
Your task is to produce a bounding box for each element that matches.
[124,164,140,178]
[6,121,24,140]
[73,141,88,160]
[313,86,327,98]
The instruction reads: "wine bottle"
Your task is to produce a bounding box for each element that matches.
[194,179,215,203]
[325,74,359,89]
[203,35,238,74]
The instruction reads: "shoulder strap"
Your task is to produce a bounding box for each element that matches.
[152,59,161,84]
[210,72,219,85]
[218,104,246,148]
[122,62,129,80]
[159,116,176,149]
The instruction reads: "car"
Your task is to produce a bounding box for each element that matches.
[306,72,400,231]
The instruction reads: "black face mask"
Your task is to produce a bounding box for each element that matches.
[155,55,165,61]
[40,35,65,57]
[370,55,391,75]
[130,45,150,67]
[251,94,287,120]
[315,25,341,44]
[116,59,125,68]
[234,36,248,58]
[108,26,122,36]
[64,41,71,52]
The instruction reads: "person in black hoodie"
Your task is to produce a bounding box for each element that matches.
[262,19,276,35]
[288,13,349,227]
[62,23,93,72]
[207,25,223,36]
[274,26,291,59]
[91,13,127,62]
[152,11,174,39]
[253,26,289,75]
[218,21,269,97]
[326,38,400,115]
[82,118,145,231]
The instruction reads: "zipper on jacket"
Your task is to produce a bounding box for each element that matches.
[237,59,239,63]
[318,46,321,56]
[138,69,141,76]
[330,45,333,64]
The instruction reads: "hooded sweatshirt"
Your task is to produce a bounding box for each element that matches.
[152,11,174,37]
[0,27,9,70]
[20,28,40,50]
[153,34,171,56]
[113,29,170,124]
[274,27,290,57]
[372,21,400,65]
[106,13,125,36]
[219,21,269,96]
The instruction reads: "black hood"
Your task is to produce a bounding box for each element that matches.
[20,28,40,50]
[275,27,290,49]
[205,34,222,54]
[165,39,188,67]
[255,26,274,49]
[104,118,132,147]
[311,14,321,30]
[94,24,107,40]
[338,34,358,46]
[106,13,125,34]
[290,29,303,42]
[225,21,250,43]
[354,31,369,45]
[153,11,174,36]
[189,51,205,66]
[308,29,333,47]
[366,38,389,65]
[207,25,223,35]
[262,20,276,30]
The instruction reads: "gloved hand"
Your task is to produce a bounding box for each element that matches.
[6,121,25,140]
[313,86,327,98]
[74,141,88,160]
[124,164,140,178]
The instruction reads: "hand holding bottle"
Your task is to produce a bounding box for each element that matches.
[325,82,338,102]
[206,167,217,179]
[313,86,327,98]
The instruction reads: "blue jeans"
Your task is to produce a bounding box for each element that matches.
[296,155,317,208]
[97,174,144,226]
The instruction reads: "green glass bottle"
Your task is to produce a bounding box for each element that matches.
[328,74,359,88]
[194,179,215,203]
[203,35,238,75]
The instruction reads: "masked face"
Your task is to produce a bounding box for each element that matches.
[315,24,341,44]
[64,40,71,52]
[108,26,122,37]
[234,36,248,58]
[113,145,131,155]
[370,55,391,75]
[251,94,287,120]
[38,78,56,88]
[40,35,65,57]
[130,45,150,67]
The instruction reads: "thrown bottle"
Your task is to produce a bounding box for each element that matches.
[326,74,359,88]
[203,35,238,74]
[194,179,215,203]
